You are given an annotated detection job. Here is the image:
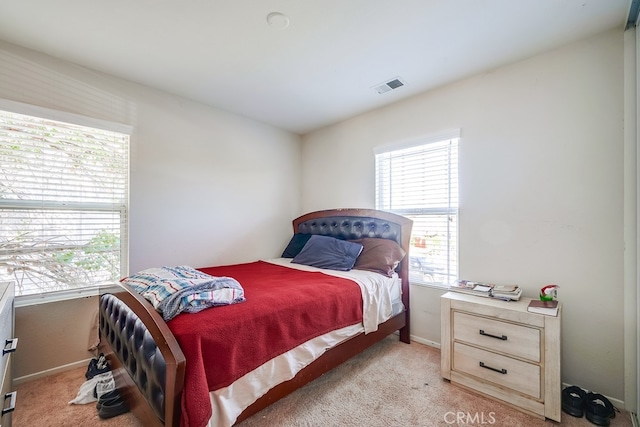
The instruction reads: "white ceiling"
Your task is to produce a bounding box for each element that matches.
[0,0,632,134]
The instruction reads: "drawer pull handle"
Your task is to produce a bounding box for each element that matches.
[2,391,16,415]
[479,329,507,340]
[479,361,507,375]
[2,338,18,356]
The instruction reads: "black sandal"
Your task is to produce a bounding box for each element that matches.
[562,385,586,417]
[585,392,615,426]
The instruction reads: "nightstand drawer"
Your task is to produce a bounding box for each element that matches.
[453,342,541,399]
[453,311,540,362]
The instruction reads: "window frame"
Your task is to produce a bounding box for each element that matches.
[0,98,131,306]
[374,129,459,288]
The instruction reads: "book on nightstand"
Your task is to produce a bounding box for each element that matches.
[527,299,559,316]
[450,280,522,301]
[491,285,523,301]
[450,280,493,297]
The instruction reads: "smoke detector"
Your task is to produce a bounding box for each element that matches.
[372,77,406,94]
[266,12,290,30]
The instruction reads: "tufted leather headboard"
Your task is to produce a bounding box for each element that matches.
[293,208,411,250]
[296,215,402,244]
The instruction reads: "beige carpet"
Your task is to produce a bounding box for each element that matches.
[13,366,142,427]
[13,336,634,426]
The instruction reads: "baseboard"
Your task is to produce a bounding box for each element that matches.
[13,358,92,385]
[389,330,440,349]
[562,382,625,411]
[410,334,440,349]
[632,412,639,427]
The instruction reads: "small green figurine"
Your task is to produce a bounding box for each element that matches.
[539,284,559,301]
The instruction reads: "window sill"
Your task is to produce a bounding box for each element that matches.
[15,282,122,307]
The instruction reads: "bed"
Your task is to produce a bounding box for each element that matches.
[98,208,413,427]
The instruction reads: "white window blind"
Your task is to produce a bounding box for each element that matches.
[375,131,459,287]
[0,105,129,297]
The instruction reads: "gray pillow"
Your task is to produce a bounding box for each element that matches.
[292,235,363,271]
[281,233,313,258]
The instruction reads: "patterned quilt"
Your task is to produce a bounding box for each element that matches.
[121,265,245,320]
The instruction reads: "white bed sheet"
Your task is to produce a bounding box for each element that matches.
[206,258,402,427]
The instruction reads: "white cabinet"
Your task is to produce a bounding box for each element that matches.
[441,291,561,421]
[0,282,16,427]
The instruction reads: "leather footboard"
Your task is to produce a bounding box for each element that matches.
[99,293,167,421]
[99,289,186,426]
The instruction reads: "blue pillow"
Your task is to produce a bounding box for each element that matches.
[281,233,313,258]
[292,235,363,271]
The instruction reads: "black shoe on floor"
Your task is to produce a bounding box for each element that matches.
[585,392,615,426]
[96,389,122,411]
[97,389,129,419]
[562,385,586,417]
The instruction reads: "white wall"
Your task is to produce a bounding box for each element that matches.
[128,90,301,271]
[302,29,626,402]
[0,40,302,378]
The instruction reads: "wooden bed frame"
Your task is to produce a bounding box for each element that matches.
[98,208,413,426]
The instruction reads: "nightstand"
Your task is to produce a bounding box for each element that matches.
[441,291,561,421]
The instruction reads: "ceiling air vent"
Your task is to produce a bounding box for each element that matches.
[373,77,406,94]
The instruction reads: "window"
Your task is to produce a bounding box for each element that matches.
[375,130,459,287]
[0,101,130,299]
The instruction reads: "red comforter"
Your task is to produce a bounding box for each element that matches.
[166,261,363,427]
